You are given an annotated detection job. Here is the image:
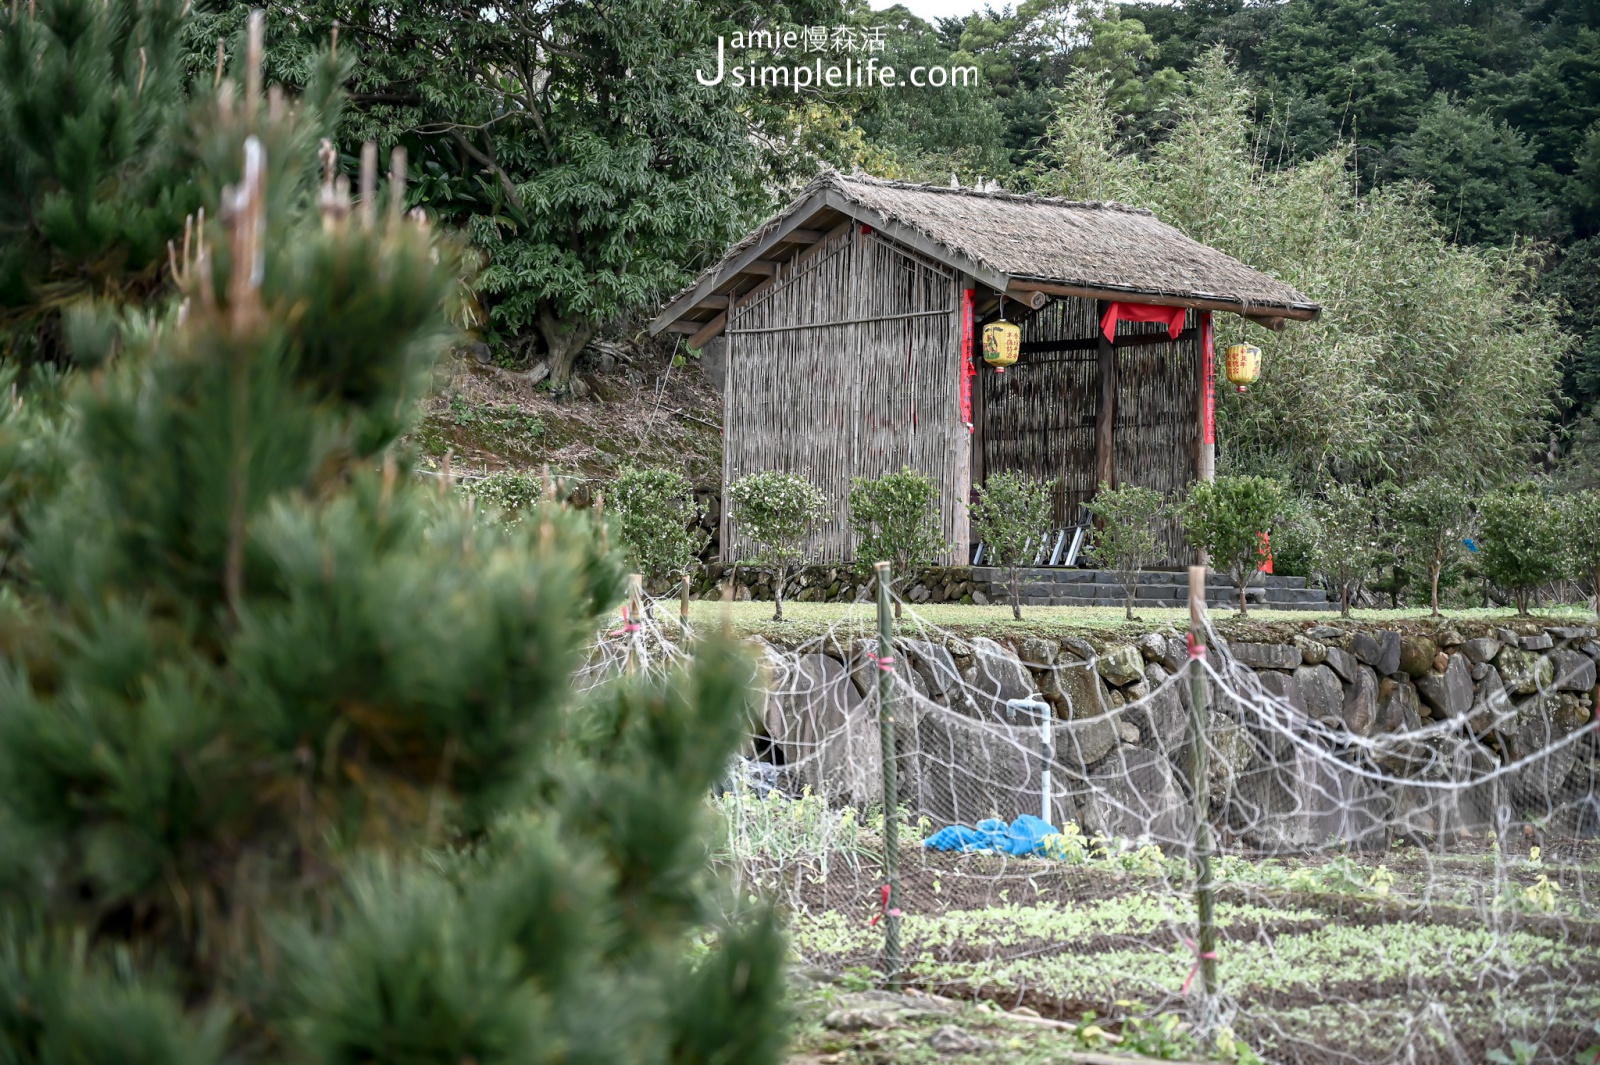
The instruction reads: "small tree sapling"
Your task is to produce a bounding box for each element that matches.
[970,471,1054,620]
[728,470,828,621]
[1180,475,1288,617]
[1084,481,1166,620]
[1478,482,1567,615]
[848,466,947,618]
[1392,475,1473,616]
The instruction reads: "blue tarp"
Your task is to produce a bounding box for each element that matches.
[923,815,1058,857]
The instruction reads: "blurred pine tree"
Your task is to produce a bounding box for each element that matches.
[0,12,784,1064]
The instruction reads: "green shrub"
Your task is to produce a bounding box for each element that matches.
[1084,481,1166,620]
[727,470,828,621]
[466,469,544,519]
[1180,475,1288,616]
[1302,482,1384,617]
[848,466,946,617]
[1478,482,1567,614]
[608,465,708,584]
[970,471,1054,620]
[1564,489,1600,621]
[1392,476,1474,616]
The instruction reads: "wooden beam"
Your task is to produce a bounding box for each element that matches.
[746,260,778,276]
[1245,314,1286,331]
[1095,300,1116,492]
[783,229,824,244]
[1005,284,1049,311]
[649,190,835,333]
[700,294,729,309]
[1007,278,1319,322]
[687,313,727,350]
[664,321,703,334]
[1019,328,1198,357]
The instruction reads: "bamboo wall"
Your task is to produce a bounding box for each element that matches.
[978,299,1200,566]
[722,229,964,564]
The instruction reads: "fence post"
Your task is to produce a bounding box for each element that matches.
[1186,565,1219,1022]
[874,561,901,987]
[680,572,692,634]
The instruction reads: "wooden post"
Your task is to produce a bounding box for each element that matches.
[680,572,692,633]
[626,573,643,675]
[1095,301,1117,491]
[874,561,901,987]
[1186,566,1219,1025]
[1197,311,1216,486]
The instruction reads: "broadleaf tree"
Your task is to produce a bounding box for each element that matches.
[970,470,1054,620]
[728,469,828,622]
[192,0,840,386]
[1478,481,1568,615]
[1084,480,1165,621]
[1180,474,1287,616]
[609,465,709,588]
[1392,475,1474,616]
[848,465,947,618]
[1302,481,1384,618]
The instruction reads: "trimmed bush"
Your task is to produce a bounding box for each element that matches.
[971,471,1055,620]
[608,465,708,584]
[1392,476,1474,616]
[1478,482,1567,615]
[1084,481,1166,621]
[848,466,947,617]
[1180,475,1288,616]
[727,470,828,621]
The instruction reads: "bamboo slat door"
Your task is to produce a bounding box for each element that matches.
[723,229,962,564]
[980,298,1199,567]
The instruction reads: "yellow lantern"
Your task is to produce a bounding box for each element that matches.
[1224,343,1261,393]
[982,320,1021,372]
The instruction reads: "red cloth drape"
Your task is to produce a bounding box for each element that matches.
[1201,311,1215,446]
[959,288,976,430]
[1100,301,1187,342]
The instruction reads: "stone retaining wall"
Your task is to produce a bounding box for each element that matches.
[743,618,1600,849]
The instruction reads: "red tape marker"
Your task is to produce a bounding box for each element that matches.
[868,883,902,926]
[1181,938,1218,994]
[1187,633,1207,660]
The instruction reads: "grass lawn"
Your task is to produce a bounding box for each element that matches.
[673,600,1597,643]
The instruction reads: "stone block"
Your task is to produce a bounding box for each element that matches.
[1550,648,1597,692]
[1494,647,1555,695]
[1295,663,1344,721]
[1128,664,1187,756]
[1078,746,1187,851]
[1019,637,1059,668]
[1232,642,1303,670]
[915,704,1045,826]
[1353,630,1401,675]
[967,637,1040,719]
[1095,643,1145,686]
[1506,693,1582,814]
[1294,635,1328,665]
[764,652,882,807]
[1519,633,1554,651]
[1231,742,1386,852]
[1305,625,1345,640]
[903,640,959,700]
[1053,706,1119,770]
[1341,665,1379,737]
[1376,678,1423,734]
[1462,637,1501,663]
[1137,633,1168,662]
[1398,635,1439,678]
[1551,625,1597,641]
[1323,645,1359,682]
[1416,653,1474,719]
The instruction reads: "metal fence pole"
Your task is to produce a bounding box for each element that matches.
[1186,566,1219,1020]
[874,561,901,987]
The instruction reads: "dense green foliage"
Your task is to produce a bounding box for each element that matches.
[1392,476,1474,615]
[1563,489,1600,620]
[0,0,197,364]
[191,0,835,385]
[1478,482,1569,614]
[1300,482,1385,617]
[0,28,784,1064]
[728,469,828,621]
[970,470,1054,620]
[1181,474,1287,615]
[847,466,946,616]
[1084,480,1166,620]
[609,465,709,584]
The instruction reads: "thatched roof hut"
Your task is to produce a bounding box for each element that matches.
[651,171,1319,566]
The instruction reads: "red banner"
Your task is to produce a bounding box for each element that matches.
[1101,301,1187,341]
[1201,311,1215,446]
[959,288,975,431]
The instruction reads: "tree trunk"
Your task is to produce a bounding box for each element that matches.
[1235,564,1249,617]
[1010,565,1022,620]
[1340,581,1351,618]
[773,563,786,622]
[537,305,597,387]
[1515,587,1529,616]
[1429,560,1442,617]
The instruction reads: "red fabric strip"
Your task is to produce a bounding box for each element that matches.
[1201,311,1215,446]
[1100,301,1187,342]
[959,289,975,430]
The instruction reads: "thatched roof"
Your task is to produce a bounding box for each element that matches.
[650,171,1319,341]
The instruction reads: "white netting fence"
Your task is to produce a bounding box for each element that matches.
[582,588,1600,1065]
